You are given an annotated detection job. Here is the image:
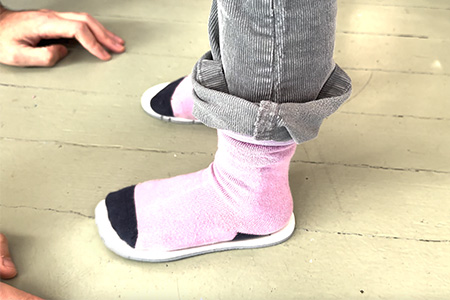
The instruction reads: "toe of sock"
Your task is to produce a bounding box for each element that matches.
[105,185,138,248]
[150,77,184,117]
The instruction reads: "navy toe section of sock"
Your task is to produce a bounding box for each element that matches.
[105,185,138,248]
[150,77,185,117]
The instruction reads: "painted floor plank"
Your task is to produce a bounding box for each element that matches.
[337,2,450,39]
[1,206,448,300]
[1,140,448,240]
[1,0,449,299]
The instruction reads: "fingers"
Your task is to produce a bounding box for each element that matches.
[55,12,125,48]
[0,236,43,299]
[46,11,125,59]
[26,45,69,67]
[37,12,125,61]
[0,9,125,66]
[0,233,18,280]
[60,21,113,60]
[8,45,69,67]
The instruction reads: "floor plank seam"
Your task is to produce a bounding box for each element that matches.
[0,204,94,219]
[2,203,448,243]
[2,137,448,174]
[91,14,207,25]
[0,83,138,98]
[126,51,201,60]
[339,31,430,40]
[292,160,450,175]
[338,111,450,122]
[0,136,212,156]
[339,2,450,11]
[343,67,450,77]
[300,228,450,243]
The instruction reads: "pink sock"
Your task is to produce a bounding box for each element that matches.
[170,75,196,120]
[131,131,296,251]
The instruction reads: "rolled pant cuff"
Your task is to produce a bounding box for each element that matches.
[192,51,352,144]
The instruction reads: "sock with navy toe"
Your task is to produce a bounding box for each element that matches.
[105,130,296,251]
[150,76,197,121]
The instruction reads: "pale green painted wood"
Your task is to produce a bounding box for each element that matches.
[0,0,449,299]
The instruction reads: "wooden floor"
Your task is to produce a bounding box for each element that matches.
[1,0,449,299]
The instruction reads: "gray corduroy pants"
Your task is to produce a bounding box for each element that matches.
[192,0,352,143]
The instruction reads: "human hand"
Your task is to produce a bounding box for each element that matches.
[0,233,44,299]
[0,9,125,67]
[0,233,17,280]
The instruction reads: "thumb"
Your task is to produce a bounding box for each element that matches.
[16,44,68,67]
[0,234,17,280]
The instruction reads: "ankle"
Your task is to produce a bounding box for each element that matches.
[223,130,296,147]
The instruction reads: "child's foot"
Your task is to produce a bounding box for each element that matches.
[141,76,201,124]
[95,131,297,262]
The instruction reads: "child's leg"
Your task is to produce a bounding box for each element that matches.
[193,0,351,143]
[96,0,351,261]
